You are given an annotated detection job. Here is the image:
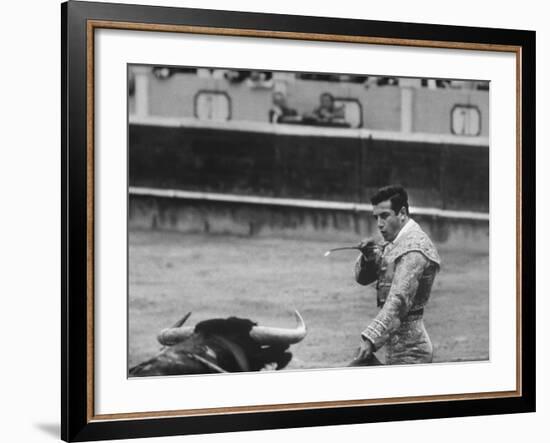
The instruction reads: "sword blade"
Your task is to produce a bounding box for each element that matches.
[324,245,378,257]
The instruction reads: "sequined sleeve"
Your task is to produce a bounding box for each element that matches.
[361,251,428,349]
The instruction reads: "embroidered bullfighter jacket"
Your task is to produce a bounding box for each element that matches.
[354,219,440,364]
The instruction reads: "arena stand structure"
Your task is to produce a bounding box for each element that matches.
[128,66,489,249]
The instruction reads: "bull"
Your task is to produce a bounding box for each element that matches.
[129,310,307,376]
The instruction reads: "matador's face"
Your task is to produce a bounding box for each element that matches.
[372,200,407,242]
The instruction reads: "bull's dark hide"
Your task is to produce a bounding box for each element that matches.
[195,317,255,336]
[129,317,293,377]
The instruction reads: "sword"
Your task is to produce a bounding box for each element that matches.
[323,245,379,257]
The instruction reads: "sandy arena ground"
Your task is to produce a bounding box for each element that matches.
[128,230,489,370]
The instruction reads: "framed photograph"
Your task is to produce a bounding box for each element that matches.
[62,1,535,441]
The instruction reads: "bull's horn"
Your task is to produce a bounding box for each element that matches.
[157,312,194,346]
[157,326,195,346]
[249,310,307,345]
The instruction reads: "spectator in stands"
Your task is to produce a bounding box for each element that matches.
[269,92,299,123]
[246,71,274,89]
[223,70,250,84]
[364,76,399,88]
[304,92,345,124]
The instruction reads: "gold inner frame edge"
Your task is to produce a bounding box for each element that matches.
[85,19,523,422]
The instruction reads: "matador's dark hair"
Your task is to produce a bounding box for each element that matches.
[370,185,409,216]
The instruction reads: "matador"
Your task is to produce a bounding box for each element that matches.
[352,185,440,365]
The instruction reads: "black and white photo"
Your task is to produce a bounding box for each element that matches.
[127,65,490,376]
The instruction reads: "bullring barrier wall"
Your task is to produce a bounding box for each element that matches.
[128,117,489,249]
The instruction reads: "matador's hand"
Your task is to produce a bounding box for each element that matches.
[354,338,374,362]
[357,238,378,260]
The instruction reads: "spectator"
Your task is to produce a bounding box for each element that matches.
[223,70,250,84]
[269,92,299,123]
[246,71,274,89]
[304,92,345,123]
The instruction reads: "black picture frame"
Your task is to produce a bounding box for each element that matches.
[62,1,536,441]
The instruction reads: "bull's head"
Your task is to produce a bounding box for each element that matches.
[157,310,307,347]
[129,311,307,377]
